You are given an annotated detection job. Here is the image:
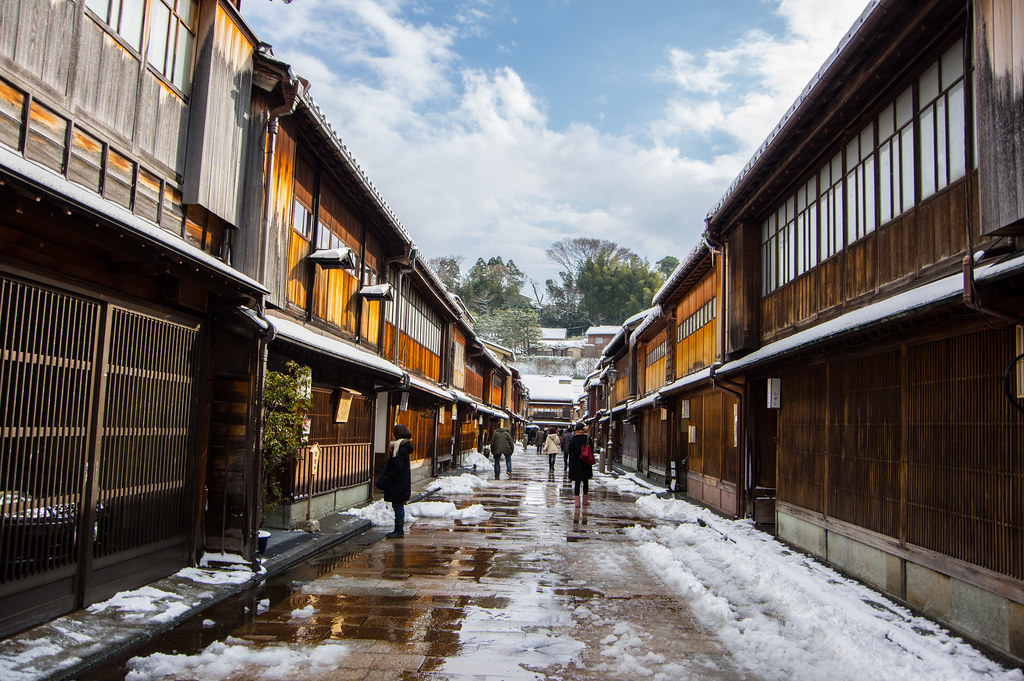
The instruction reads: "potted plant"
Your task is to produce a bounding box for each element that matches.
[261,360,312,528]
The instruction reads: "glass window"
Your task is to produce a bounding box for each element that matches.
[918,39,967,200]
[87,0,146,52]
[147,0,198,92]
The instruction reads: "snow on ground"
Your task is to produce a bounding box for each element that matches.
[124,638,353,681]
[426,473,490,495]
[615,481,1023,681]
[461,449,491,470]
[346,498,492,526]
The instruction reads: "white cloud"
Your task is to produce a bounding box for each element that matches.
[242,0,871,289]
[652,1,870,151]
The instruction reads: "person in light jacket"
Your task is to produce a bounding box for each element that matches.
[376,423,413,538]
[490,426,514,479]
[542,428,562,472]
[566,423,593,507]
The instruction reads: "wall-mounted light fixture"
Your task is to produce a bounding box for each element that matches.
[308,246,357,271]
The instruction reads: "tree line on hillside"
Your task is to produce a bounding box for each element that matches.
[429,238,679,354]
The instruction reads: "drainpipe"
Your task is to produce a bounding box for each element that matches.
[260,73,308,282]
[962,251,1020,325]
[248,300,276,569]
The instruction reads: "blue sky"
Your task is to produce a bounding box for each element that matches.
[241,0,872,290]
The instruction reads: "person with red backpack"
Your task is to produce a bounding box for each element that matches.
[566,423,594,507]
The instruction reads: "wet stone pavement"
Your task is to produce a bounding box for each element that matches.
[78,449,757,680]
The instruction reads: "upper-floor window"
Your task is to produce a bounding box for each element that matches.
[147,0,198,92]
[85,0,197,93]
[677,297,716,339]
[86,0,146,51]
[878,85,915,224]
[760,37,973,298]
[646,340,667,366]
[845,122,876,243]
[919,39,967,201]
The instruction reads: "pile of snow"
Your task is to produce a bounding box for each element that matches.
[125,638,351,681]
[86,586,192,625]
[627,495,1023,681]
[178,566,254,586]
[460,450,490,469]
[346,499,491,526]
[601,472,656,496]
[426,473,489,495]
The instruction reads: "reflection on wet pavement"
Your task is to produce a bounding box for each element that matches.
[77,451,756,680]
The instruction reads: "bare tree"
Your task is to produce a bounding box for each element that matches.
[545,237,636,276]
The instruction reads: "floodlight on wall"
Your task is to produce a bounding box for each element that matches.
[359,283,394,301]
[308,246,357,270]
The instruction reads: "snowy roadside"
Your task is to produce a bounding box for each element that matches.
[604,472,1023,681]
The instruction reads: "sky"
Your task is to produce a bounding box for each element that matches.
[239,0,874,289]
[7,449,1019,680]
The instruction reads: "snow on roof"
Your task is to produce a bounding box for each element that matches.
[537,338,586,349]
[408,375,454,402]
[585,326,620,336]
[268,315,403,380]
[539,328,568,340]
[659,368,713,396]
[707,2,880,222]
[630,305,664,346]
[0,145,267,294]
[521,374,584,402]
[718,252,1024,376]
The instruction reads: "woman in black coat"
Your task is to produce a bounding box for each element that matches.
[566,423,593,507]
[377,423,413,538]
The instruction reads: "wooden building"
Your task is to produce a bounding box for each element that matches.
[0,0,269,635]
[702,0,1024,662]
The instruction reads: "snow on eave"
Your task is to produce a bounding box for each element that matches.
[705,1,880,225]
[0,146,267,294]
[408,375,454,402]
[652,240,709,305]
[268,314,403,380]
[297,91,412,247]
[717,252,1024,376]
[659,368,713,398]
[630,305,664,347]
[628,392,660,412]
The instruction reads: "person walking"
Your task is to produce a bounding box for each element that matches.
[542,428,562,472]
[566,423,593,507]
[376,423,413,538]
[490,425,514,479]
[560,427,573,469]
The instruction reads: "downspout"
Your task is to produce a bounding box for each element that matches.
[260,73,307,282]
[962,251,1020,325]
[248,300,275,569]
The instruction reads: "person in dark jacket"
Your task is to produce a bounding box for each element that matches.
[490,426,514,478]
[376,423,413,538]
[560,427,573,469]
[566,423,593,507]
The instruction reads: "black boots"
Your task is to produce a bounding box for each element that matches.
[386,519,404,538]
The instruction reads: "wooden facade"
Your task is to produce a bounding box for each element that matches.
[582,0,1024,662]
[0,0,267,636]
[703,0,1024,663]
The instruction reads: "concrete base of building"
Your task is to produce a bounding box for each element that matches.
[263,484,371,529]
[777,507,1024,666]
